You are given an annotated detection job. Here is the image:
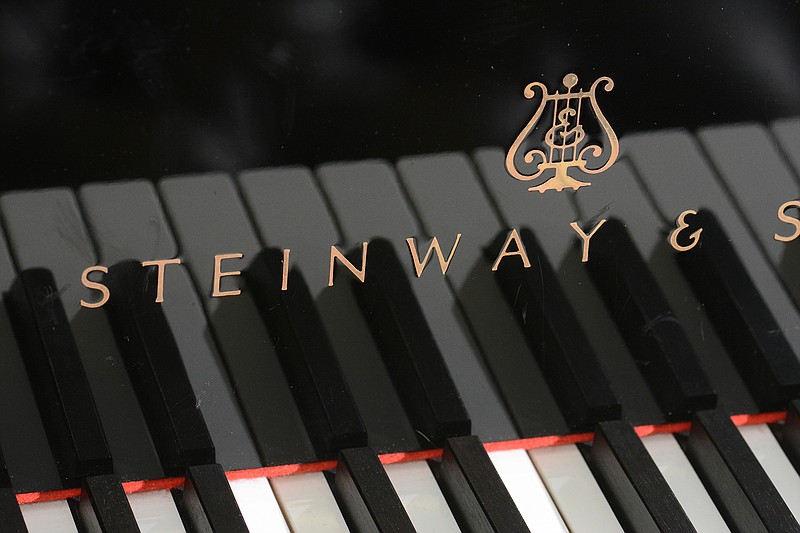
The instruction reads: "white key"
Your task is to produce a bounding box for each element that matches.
[739,424,800,521]
[489,449,567,532]
[642,434,729,532]
[384,461,459,532]
[229,477,290,533]
[529,445,623,533]
[20,501,79,533]
[271,473,349,533]
[127,490,186,533]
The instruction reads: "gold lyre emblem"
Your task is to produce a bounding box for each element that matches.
[506,73,619,193]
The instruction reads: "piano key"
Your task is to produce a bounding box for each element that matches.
[641,434,729,532]
[240,167,461,531]
[316,160,518,441]
[334,447,415,532]
[0,227,61,493]
[126,490,186,533]
[571,159,757,416]
[782,400,800,472]
[473,147,665,425]
[78,181,260,470]
[396,152,573,436]
[585,218,717,419]
[229,477,290,533]
[245,249,367,455]
[488,227,620,429]
[588,420,694,532]
[180,463,248,532]
[528,444,623,532]
[158,173,315,465]
[20,501,79,533]
[349,238,471,445]
[687,410,798,532]
[621,129,800,367]
[0,188,163,481]
[239,166,418,453]
[104,260,215,474]
[697,124,800,294]
[436,435,529,532]
[270,473,349,532]
[738,424,800,522]
[771,118,800,180]
[78,475,140,533]
[0,463,27,533]
[4,268,112,485]
[675,209,800,410]
[487,449,567,532]
[384,461,460,533]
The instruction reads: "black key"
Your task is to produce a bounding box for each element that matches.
[676,209,800,410]
[588,420,694,532]
[687,410,799,532]
[334,447,415,533]
[104,261,214,475]
[0,446,27,533]
[180,463,248,533]
[781,399,800,472]
[4,268,112,486]
[78,475,140,533]
[350,238,470,446]
[488,228,620,430]
[586,218,717,419]
[245,248,367,456]
[436,435,529,533]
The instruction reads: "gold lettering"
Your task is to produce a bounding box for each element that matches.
[774,200,800,243]
[406,234,461,277]
[491,229,531,271]
[281,249,290,291]
[570,219,607,262]
[141,258,182,303]
[669,209,702,252]
[80,266,110,308]
[212,253,243,297]
[329,243,368,286]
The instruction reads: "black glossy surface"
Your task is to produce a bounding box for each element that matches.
[4,268,112,486]
[587,218,717,420]
[246,248,367,457]
[489,228,620,430]
[1,2,798,189]
[104,261,215,475]
[350,238,471,446]
[676,210,800,411]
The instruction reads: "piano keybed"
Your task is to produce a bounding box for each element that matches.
[0,118,799,532]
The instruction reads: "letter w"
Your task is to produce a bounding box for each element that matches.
[405,234,462,277]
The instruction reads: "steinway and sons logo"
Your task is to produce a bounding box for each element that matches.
[77,73,800,307]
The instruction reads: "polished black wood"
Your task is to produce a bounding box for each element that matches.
[334,447,415,533]
[246,248,367,456]
[180,463,248,533]
[4,268,112,485]
[586,218,716,419]
[489,227,620,430]
[687,410,799,532]
[676,209,800,410]
[350,238,470,446]
[0,447,26,533]
[437,435,529,533]
[588,420,694,532]
[104,261,214,475]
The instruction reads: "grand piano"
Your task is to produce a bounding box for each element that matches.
[1,1,800,531]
